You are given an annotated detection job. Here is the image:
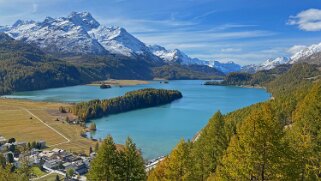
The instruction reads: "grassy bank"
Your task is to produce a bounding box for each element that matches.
[0,98,97,154]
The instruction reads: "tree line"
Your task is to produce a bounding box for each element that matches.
[87,136,146,181]
[148,63,321,180]
[71,88,182,121]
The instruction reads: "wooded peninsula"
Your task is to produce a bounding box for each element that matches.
[71,88,182,121]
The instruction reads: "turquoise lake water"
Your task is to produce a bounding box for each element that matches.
[5,80,270,159]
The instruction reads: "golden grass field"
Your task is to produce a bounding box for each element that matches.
[0,98,97,154]
[88,79,149,86]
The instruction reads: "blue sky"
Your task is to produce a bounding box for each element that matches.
[1,0,321,65]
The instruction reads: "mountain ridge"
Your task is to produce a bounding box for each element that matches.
[1,11,238,73]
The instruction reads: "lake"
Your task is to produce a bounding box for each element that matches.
[5,80,270,160]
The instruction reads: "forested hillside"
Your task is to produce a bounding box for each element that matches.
[148,63,321,180]
[0,34,96,95]
[71,88,182,121]
[152,64,225,80]
[0,33,225,95]
[205,64,292,86]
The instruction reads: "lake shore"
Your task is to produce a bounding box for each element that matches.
[87,79,150,86]
[3,80,271,160]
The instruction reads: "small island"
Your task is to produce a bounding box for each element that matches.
[71,88,183,121]
[100,84,111,89]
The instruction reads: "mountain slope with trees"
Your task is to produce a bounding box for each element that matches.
[148,62,321,180]
[0,33,223,95]
[0,33,94,95]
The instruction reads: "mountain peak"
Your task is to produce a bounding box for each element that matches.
[68,11,100,31]
[12,19,35,27]
[148,45,167,52]
[0,33,14,42]
[290,42,321,64]
[262,56,289,65]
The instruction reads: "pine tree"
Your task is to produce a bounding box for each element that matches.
[192,111,228,179]
[287,82,321,180]
[87,135,120,181]
[215,104,294,180]
[149,139,193,180]
[119,137,146,181]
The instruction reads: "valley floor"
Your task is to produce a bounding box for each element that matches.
[0,98,97,154]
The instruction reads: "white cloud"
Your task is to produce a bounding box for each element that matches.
[287,45,307,55]
[288,8,321,31]
[220,48,242,53]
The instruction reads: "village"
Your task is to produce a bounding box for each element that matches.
[0,135,96,180]
[0,134,165,181]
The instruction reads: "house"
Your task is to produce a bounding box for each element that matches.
[28,154,41,165]
[62,162,73,170]
[43,159,61,170]
[39,150,56,159]
[64,154,81,163]
[71,161,88,175]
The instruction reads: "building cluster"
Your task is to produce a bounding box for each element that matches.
[40,148,94,176]
[0,135,96,180]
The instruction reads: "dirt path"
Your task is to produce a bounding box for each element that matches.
[21,107,71,147]
[0,104,70,147]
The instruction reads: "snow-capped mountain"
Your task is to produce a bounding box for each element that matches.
[3,12,159,60]
[148,45,207,65]
[2,11,243,71]
[0,26,9,32]
[257,56,290,70]
[241,57,290,73]
[6,12,107,55]
[241,64,257,74]
[149,45,242,74]
[207,61,241,74]
[89,26,155,59]
[290,42,321,64]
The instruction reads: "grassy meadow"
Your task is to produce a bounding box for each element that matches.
[0,98,97,154]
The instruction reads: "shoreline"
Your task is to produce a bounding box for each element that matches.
[1,80,269,161]
[87,79,150,86]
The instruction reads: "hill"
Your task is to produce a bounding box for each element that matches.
[205,64,292,86]
[0,34,94,94]
[149,59,321,180]
[0,33,224,95]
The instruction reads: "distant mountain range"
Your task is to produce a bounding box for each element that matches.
[148,44,242,74]
[0,12,242,74]
[0,11,320,77]
[242,42,321,73]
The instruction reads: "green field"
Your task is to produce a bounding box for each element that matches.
[37,173,65,181]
